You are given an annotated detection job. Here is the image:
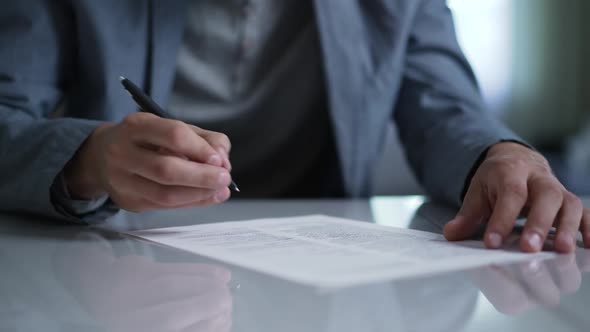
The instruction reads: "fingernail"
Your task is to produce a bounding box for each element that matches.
[214,189,229,202]
[208,154,222,167]
[487,232,503,248]
[218,171,230,186]
[526,233,543,252]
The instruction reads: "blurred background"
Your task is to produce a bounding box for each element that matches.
[374,0,590,196]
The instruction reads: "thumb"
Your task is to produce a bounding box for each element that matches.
[444,181,489,241]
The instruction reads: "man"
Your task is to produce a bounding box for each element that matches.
[0,0,588,253]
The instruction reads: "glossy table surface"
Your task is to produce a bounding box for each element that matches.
[1,196,589,332]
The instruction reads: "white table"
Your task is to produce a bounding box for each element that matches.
[0,196,588,332]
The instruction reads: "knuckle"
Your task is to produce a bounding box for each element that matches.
[121,113,145,131]
[215,133,231,151]
[153,189,176,206]
[486,218,515,236]
[490,157,526,172]
[196,190,216,203]
[480,158,501,173]
[200,174,216,189]
[500,180,527,200]
[526,227,548,239]
[564,192,583,209]
[193,170,215,189]
[203,170,224,188]
[511,158,529,170]
[542,184,563,200]
[152,160,177,183]
[104,142,123,160]
[167,121,190,147]
[196,197,217,207]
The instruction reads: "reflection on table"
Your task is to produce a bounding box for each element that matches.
[0,197,589,332]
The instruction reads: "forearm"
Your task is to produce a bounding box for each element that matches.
[397,103,523,206]
[0,106,118,222]
[393,0,526,205]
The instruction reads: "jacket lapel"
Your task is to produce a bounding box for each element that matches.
[148,0,187,105]
[314,0,405,196]
[314,0,372,196]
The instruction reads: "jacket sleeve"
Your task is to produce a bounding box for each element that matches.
[0,1,118,222]
[393,0,524,206]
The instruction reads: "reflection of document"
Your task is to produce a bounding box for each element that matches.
[128,215,554,289]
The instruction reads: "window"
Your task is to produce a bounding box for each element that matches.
[448,0,513,114]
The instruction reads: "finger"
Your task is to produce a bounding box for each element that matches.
[485,177,528,249]
[576,247,590,272]
[520,178,564,252]
[215,146,232,171]
[122,113,222,166]
[518,260,561,307]
[117,174,217,208]
[470,266,535,315]
[548,254,582,294]
[157,146,188,160]
[444,180,489,241]
[582,208,590,249]
[192,127,232,155]
[112,191,222,212]
[172,188,231,208]
[553,192,583,253]
[114,145,230,189]
[192,127,232,171]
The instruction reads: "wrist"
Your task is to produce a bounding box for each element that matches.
[486,141,549,167]
[487,141,530,157]
[64,123,113,199]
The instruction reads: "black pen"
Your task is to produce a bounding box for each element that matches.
[119,76,240,192]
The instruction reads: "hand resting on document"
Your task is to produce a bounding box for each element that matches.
[445,142,590,253]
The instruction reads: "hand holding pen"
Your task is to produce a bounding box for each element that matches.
[120,76,239,192]
[62,77,237,212]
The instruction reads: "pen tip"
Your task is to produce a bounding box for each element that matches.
[119,76,126,82]
[230,180,240,192]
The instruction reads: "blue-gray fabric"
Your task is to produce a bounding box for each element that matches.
[51,172,111,216]
[168,0,332,197]
[0,0,522,223]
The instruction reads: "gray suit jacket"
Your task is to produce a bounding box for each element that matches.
[0,0,520,222]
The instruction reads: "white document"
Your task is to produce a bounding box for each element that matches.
[128,215,554,289]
